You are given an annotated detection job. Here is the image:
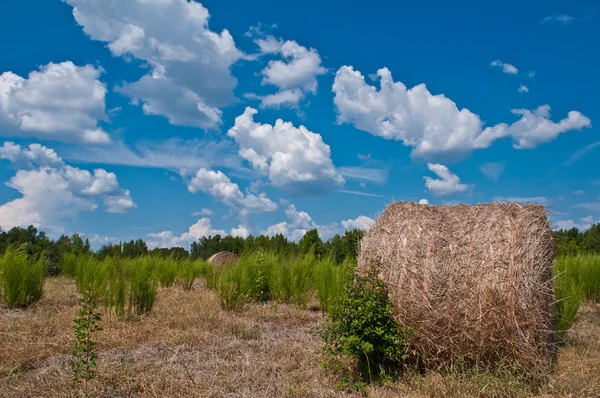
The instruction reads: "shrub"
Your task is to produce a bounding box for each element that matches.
[0,246,45,308]
[154,257,176,288]
[315,256,351,313]
[129,258,157,316]
[553,255,600,341]
[321,267,413,382]
[72,288,103,394]
[176,259,207,291]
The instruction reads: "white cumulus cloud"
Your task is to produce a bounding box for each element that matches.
[185,168,277,215]
[63,0,243,129]
[518,84,529,93]
[263,204,374,241]
[490,60,519,75]
[341,215,375,231]
[332,66,591,161]
[228,107,344,195]
[0,142,135,231]
[0,61,109,143]
[424,164,470,196]
[255,36,327,106]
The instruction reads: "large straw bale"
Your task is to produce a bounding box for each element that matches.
[357,201,556,369]
[208,251,239,268]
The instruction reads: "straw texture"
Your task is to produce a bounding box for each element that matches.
[357,201,556,369]
[208,251,239,267]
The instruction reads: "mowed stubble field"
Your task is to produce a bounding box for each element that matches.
[1,277,599,398]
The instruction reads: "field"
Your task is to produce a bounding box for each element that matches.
[0,253,599,397]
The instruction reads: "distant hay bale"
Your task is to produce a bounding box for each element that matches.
[357,201,556,370]
[208,251,239,268]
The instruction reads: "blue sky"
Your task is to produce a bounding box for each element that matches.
[0,0,598,248]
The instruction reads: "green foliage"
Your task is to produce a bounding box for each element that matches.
[554,254,600,341]
[0,245,45,308]
[72,288,103,395]
[554,223,600,256]
[176,259,207,291]
[129,258,158,316]
[321,267,413,382]
[315,257,352,313]
[154,257,177,288]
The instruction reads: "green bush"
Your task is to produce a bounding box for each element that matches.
[553,254,600,341]
[321,267,413,382]
[176,259,207,291]
[0,246,45,308]
[154,257,177,288]
[129,258,157,316]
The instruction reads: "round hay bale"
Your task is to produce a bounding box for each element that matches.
[358,201,555,370]
[208,251,239,268]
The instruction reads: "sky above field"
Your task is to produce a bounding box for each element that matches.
[0,0,598,248]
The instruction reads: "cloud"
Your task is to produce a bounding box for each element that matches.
[341,215,375,231]
[572,190,585,196]
[184,168,277,215]
[249,35,326,108]
[228,107,344,195]
[493,196,549,204]
[147,217,249,248]
[245,89,304,109]
[554,216,596,231]
[262,204,373,241]
[574,202,600,212]
[192,208,213,217]
[518,84,529,93]
[424,164,469,196]
[528,71,536,78]
[541,14,575,24]
[337,190,384,198]
[0,142,135,231]
[63,0,242,129]
[490,60,519,75]
[337,166,388,184]
[0,61,109,144]
[332,66,591,161]
[63,138,243,172]
[564,140,600,166]
[418,199,429,205]
[480,162,505,181]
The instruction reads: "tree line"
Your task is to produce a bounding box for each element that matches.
[554,223,600,257]
[0,225,365,275]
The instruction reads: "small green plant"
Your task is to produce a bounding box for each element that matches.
[72,288,103,396]
[0,245,45,308]
[321,266,413,383]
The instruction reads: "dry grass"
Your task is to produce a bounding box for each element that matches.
[1,277,599,397]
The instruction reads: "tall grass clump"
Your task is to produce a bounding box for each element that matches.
[176,259,207,291]
[129,258,158,316]
[554,254,600,341]
[315,257,352,313]
[212,250,349,311]
[75,256,159,318]
[61,252,79,278]
[154,257,177,288]
[0,245,45,308]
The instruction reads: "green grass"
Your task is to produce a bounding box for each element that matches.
[207,250,349,311]
[554,254,600,341]
[0,245,45,308]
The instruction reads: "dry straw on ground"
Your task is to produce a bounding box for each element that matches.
[358,201,556,370]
